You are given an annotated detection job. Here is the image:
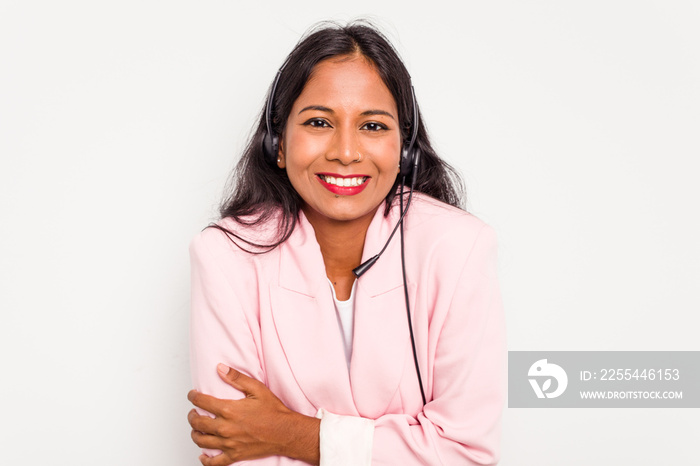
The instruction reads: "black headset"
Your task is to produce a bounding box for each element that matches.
[262,65,427,406]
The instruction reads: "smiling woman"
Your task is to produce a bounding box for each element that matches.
[188,21,505,466]
[279,56,402,221]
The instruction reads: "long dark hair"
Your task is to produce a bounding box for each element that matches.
[214,21,465,252]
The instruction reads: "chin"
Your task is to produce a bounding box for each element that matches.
[304,201,381,224]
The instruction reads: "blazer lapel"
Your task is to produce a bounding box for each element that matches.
[350,205,415,418]
[270,212,358,415]
[270,205,414,417]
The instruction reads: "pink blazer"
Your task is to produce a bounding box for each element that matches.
[190,193,506,465]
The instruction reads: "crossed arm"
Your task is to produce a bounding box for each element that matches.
[188,364,320,465]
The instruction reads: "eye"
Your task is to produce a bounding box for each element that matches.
[303,118,332,128]
[361,122,388,132]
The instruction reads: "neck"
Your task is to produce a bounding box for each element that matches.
[302,205,378,300]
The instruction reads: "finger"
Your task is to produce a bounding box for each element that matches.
[188,409,221,435]
[217,363,266,395]
[200,453,237,466]
[191,430,225,450]
[188,390,228,416]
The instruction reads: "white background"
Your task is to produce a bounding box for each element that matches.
[1,1,698,464]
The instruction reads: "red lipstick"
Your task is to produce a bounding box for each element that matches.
[316,173,370,196]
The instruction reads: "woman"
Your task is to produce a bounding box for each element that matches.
[187,21,505,465]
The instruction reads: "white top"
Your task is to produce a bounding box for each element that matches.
[328,278,356,369]
[318,278,374,465]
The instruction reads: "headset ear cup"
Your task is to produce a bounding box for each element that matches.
[400,144,420,177]
[262,132,279,165]
[400,144,411,177]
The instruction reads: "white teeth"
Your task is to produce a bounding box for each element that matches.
[320,175,367,187]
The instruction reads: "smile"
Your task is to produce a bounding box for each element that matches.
[317,173,370,195]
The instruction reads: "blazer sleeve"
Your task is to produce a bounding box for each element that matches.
[189,230,305,465]
[190,229,265,400]
[370,224,506,465]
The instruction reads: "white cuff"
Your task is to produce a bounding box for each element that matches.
[315,408,374,466]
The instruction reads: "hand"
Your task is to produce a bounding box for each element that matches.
[187,363,320,465]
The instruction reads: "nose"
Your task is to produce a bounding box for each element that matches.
[326,124,360,165]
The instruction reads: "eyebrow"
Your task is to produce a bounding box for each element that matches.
[298,105,396,120]
[360,109,395,120]
[299,105,333,114]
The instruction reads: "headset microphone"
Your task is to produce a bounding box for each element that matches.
[351,182,414,278]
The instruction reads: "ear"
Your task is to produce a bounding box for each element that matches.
[277,138,286,169]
